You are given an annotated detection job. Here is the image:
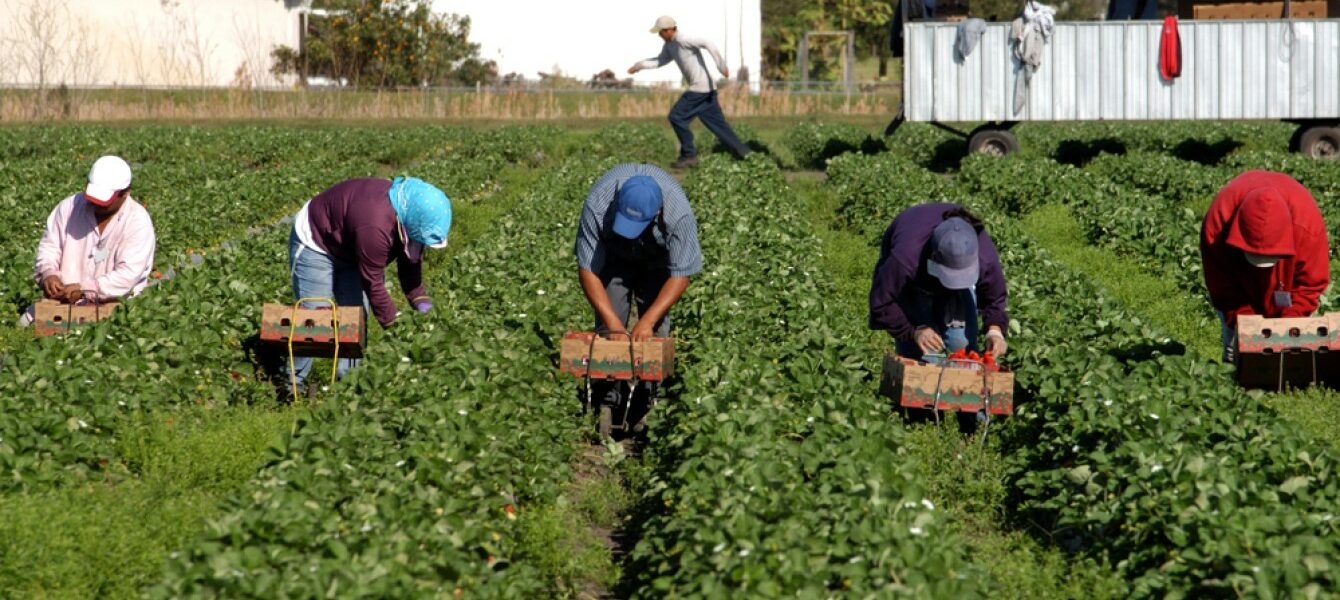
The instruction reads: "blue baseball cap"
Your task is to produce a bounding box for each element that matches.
[611,176,663,239]
[927,217,979,290]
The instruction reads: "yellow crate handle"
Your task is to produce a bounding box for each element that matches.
[288,297,340,401]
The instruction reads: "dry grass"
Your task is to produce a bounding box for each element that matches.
[0,85,898,122]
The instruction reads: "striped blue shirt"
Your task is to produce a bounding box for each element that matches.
[575,163,702,277]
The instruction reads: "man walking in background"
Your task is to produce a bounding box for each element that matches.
[629,15,751,168]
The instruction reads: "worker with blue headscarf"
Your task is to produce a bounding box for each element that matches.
[282,176,452,397]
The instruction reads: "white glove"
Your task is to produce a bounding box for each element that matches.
[984,328,1007,357]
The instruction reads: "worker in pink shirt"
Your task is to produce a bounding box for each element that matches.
[21,155,156,325]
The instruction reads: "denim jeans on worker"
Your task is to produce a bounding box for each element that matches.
[668,90,751,159]
[284,231,367,389]
[895,287,979,361]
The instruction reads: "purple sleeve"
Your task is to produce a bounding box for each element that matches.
[869,224,918,340]
[975,232,1009,332]
[397,253,427,306]
[869,256,918,340]
[353,224,399,327]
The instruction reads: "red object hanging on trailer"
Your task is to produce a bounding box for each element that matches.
[1160,16,1182,80]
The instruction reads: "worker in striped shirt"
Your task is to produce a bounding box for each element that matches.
[629,15,752,168]
[574,163,702,434]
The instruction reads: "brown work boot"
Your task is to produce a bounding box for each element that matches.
[671,156,699,169]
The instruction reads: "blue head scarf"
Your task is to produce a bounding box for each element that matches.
[388,177,452,251]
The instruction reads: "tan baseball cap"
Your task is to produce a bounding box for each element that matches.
[650,16,676,33]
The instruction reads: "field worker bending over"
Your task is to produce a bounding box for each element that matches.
[22,155,156,325]
[575,164,701,434]
[283,177,451,397]
[869,203,1009,361]
[1201,170,1330,363]
[629,15,751,168]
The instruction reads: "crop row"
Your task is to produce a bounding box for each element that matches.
[950,152,1340,314]
[827,151,1340,596]
[622,155,978,596]
[152,157,611,597]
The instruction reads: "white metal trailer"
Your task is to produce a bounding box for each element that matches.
[888,19,1340,157]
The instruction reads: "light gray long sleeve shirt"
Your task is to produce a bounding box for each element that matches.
[632,32,726,93]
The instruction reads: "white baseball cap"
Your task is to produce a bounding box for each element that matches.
[85,155,132,206]
[650,15,676,33]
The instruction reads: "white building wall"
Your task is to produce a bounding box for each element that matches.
[0,0,301,88]
[434,0,764,92]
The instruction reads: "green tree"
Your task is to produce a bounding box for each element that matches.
[271,0,496,88]
[763,0,893,81]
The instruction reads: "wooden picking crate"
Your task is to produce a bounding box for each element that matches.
[259,303,367,359]
[558,332,675,381]
[1235,314,1339,389]
[33,299,119,336]
[879,353,1014,416]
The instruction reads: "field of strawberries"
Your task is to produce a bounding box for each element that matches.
[0,120,1337,597]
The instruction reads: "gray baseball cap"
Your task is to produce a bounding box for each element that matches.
[927,217,980,290]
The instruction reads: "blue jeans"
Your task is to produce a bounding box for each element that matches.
[668,90,750,159]
[895,288,979,361]
[284,231,367,388]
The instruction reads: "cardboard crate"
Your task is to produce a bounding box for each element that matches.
[1236,314,1339,389]
[558,332,674,381]
[33,299,119,336]
[1179,0,1335,18]
[259,303,366,359]
[1193,1,1327,18]
[879,353,1014,416]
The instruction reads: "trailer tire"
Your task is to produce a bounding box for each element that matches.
[1299,126,1340,160]
[967,128,1020,157]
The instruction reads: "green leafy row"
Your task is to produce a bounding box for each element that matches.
[624,155,979,596]
[153,158,610,597]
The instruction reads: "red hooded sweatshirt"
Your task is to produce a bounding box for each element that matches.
[1200,170,1331,327]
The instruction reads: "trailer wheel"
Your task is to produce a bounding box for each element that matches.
[1299,126,1340,160]
[967,128,1020,157]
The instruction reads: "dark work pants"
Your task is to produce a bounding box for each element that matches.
[668,90,750,159]
[591,264,671,425]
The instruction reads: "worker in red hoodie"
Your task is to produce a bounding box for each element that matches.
[1200,170,1331,362]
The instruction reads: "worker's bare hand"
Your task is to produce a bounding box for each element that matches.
[627,66,639,75]
[603,325,629,340]
[915,327,944,355]
[631,321,656,342]
[721,67,730,78]
[62,283,83,303]
[41,275,65,299]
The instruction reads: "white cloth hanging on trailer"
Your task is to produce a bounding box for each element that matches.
[1010,2,1056,114]
[955,18,988,61]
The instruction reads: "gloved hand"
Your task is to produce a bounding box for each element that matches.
[983,328,1008,357]
[915,327,945,355]
[413,300,432,314]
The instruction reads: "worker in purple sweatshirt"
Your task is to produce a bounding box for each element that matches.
[282,176,452,397]
[869,203,1009,361]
